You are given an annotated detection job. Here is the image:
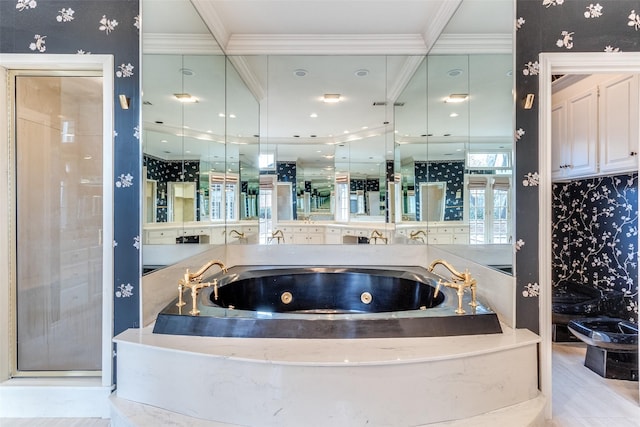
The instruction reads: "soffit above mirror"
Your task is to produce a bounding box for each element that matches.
[188,0,512,55]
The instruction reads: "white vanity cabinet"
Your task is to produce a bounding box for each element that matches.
[598,74,639,175]
[552,84,598,180]
[552,74,639,181]
[145,228,178,244]
[324,226,343,244]
[397,224,469,244]
[276,224,325,244]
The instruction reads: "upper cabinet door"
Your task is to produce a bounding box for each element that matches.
[598,74,639,175]
[551,101,568,180]
[565,87,599,179]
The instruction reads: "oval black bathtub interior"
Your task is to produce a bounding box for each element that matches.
[214,271,444,314]
[152,266,503,339]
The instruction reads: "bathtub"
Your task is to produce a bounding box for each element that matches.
[152,265,502,338]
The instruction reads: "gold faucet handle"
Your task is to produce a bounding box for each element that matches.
[434,279,443,297]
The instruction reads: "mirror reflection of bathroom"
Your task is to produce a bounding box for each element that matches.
[139,0,516,276]
[167,181,196,222]
[550,72,639,400]
[420,182,446,222]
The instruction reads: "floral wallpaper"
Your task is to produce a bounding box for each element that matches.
[0,0,141,381]
[414,161,464,222]
[516,0,640,332]
[552,174,638,321]
[144,155,200,222]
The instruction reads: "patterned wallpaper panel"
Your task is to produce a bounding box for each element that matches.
[414,161,464,221]
[144,155,200,222]
[552,174,638,322]
[0,0,141,359]
[515,0,640,332]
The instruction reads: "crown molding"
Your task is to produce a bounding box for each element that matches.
[190,0,230,49]
[143,33,223,54]
[422,0,463,51]
[387,56,425,102]
[224,34,428,55]
[227,56,266,102]
[429,34,513,54]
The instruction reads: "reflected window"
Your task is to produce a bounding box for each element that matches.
[467,152,511,169]
[466,175,511,244]
[259,153,275,170]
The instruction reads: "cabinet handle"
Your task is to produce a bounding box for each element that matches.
[630,151,637,156]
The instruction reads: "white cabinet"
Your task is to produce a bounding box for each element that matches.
[277,225,325,244]
[325,227,342,244]
[146,228,177,244]
[551,102,568,178]
[552,74,639,181]
[598,74,639,174]
[552,86,598,180]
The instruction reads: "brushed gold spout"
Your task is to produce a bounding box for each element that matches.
[176,260,228,315]
[409,230,426,243]
[269,229,285,244]
[428,259,478,314]
[229,229,245,239]
[369,229,388,244]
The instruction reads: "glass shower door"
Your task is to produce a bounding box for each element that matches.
[13,74,103,373]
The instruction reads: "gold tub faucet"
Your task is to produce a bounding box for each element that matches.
[229,229,245,239]
[427,259,478,314]
[409,230,426,243]
[176,260,228,315]
[269,229,285,244]
[370,229,388,244]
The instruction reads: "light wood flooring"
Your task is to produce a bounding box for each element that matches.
[549,342,640,426]
[0,343,638,426]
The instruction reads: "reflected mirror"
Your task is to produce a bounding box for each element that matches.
[141,0,515,274]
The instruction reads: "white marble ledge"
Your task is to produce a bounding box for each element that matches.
[114,323,540,367]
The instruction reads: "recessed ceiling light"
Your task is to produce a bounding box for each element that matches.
[310,113,318,118]
[355,69,369,77]
[294,69,308,77]
[179,68,194,76]
[174,93,198,103]
[323,94,341,103]
[449,112,459,117]
[229,114,236,119]
[444,94,468,103]
[447,69,463,77]
[218,113,225,117]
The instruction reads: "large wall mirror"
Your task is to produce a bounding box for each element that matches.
[141,0,514,273]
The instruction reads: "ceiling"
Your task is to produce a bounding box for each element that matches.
[141,0,514,180]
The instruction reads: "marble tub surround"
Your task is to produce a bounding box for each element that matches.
[113,324,540,426]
